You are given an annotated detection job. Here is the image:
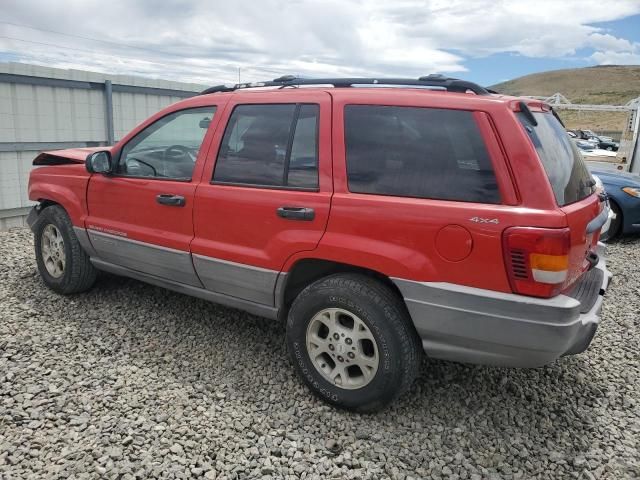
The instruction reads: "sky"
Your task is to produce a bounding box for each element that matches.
[1,0,640,87]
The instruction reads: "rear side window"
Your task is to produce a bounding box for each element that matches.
[213,104,319,189]
[344,105,500,203]
[517,111,594,206]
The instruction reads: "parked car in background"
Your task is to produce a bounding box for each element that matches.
[572,129,619,151]
[589,168,640,240]
[575,140,617,159]
[573,129,599,144]
[26,75,612,411]
[596,138,619,151]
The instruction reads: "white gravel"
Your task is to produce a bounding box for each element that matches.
[1,227,639,479]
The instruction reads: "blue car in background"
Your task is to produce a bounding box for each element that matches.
[589,168,640,241]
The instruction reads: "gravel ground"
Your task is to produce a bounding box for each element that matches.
[1,227,639,480]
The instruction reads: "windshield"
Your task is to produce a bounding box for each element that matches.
[518,111,594,206]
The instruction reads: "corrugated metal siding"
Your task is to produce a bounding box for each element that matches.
[2,84,106,143]
[0,63,205,229]
[0,150,37,209]
[112,92,183,141]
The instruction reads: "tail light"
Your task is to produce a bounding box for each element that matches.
[503,227,571,298]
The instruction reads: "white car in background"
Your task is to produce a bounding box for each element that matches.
[575,140,617,158]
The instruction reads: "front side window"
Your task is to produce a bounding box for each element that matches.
[117,106,215,180]
[213,103,319,188]
[344,105,500,203]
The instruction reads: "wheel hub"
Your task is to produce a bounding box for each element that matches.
[41,224,66,278]
[305,308,379,390]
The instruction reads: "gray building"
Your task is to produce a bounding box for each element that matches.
[0,63,206,229]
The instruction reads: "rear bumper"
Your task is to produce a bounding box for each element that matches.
[393,242,612,367]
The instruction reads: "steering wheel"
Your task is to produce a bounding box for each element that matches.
[164,145,195,163]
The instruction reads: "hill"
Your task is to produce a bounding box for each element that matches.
[491,65,640,133]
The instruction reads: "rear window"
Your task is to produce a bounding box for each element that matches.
[344,105,500,203]
[518,111,594,205]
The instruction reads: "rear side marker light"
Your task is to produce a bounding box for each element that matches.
[503,227,571,298]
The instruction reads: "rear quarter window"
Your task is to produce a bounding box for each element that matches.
[344,105,500,203]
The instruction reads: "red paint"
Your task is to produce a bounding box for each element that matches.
[435,225,473,262]
[28,85,603,298]
[191,90,332,271]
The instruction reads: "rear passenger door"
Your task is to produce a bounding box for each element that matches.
[191,91,332,306]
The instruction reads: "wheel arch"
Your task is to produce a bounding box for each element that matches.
[277,258,407,320]
[607,196,624,236]
[29,177,88,227]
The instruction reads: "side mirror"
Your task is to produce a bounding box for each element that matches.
[86,151,112,174]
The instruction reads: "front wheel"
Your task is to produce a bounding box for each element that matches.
[286,274,422,412]
[34,205,97,294]
[601,202,622,242]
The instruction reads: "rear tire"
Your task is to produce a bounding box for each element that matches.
[34,205,97,294]
[286,273,422,412]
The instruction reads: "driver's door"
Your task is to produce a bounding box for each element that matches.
[85,105,219,287]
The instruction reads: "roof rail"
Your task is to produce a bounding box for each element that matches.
[198,74,490,96]
[199,84,235,95]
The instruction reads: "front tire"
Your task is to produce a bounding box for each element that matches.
[601,201,622,242]
[34,205,97,294]
[286,274,422,412]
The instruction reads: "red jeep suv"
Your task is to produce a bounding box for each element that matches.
[26,75,612,411]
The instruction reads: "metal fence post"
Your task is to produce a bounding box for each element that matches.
[631,106,640,174]
[104,80,115,145]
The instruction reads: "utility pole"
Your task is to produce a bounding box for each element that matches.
[238,67,241,84]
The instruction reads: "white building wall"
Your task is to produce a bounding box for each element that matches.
[0,63,206,229]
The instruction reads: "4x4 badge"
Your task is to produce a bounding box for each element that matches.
[469,217,499,224]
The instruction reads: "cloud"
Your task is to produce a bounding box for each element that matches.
[1,0,639,84]
[590,50,640,65]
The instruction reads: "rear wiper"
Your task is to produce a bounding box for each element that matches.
[518,101,538,126]
[551,107,565,128]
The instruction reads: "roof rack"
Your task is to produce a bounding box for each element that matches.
[198,74,490,96]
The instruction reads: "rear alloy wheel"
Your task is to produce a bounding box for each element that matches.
[306,308,379,390]
[287,273,422,412]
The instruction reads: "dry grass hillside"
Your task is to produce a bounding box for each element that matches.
[491,65,640,133]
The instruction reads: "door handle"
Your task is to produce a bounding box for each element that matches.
[276,206,315,221]
[156,194,185,207]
